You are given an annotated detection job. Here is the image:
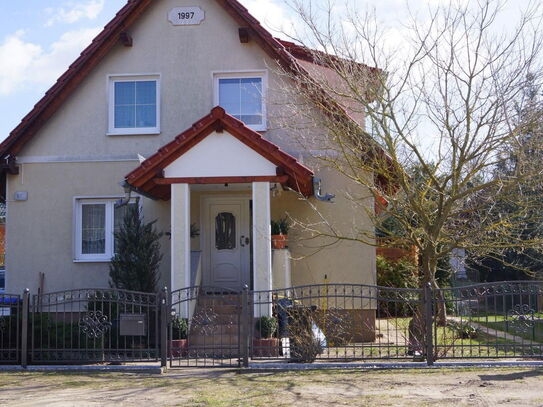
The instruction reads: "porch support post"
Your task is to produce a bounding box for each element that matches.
[252,182,272,317]
[171,183,191,318]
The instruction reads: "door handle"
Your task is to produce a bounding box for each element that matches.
[240,236,250,247]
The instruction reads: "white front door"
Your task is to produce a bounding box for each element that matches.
[202,197,250,289]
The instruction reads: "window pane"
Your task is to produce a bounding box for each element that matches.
[218,77,262,126]
[136,81,156,104]
[240,78,262,116]
[215,212,236,250]
[115,82,135,105]
[114,80,157,129]
[115,105,135,128]
[219,78,241,116]
[240,114,263,125]
[114,203,138,253]
[136,105,157,128]
[82,204,106,254]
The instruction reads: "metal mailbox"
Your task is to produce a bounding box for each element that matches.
[119,313,147,336]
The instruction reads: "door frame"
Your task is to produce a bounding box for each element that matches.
[200,195,252,288]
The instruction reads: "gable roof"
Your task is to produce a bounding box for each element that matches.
[125,106,314,199]
[0,0,370,163]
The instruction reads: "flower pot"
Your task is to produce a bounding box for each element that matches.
[252,338,280,357]
[169,339,188,357]
[271,234,288,249]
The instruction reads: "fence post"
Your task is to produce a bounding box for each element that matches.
[160,286,168,369]
[424,282,434,366]
[21,289,30,368]
[241,285,250,368]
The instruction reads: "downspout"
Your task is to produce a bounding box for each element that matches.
[313,177,335,202]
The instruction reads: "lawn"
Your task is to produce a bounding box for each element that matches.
[471,313,543,343]
[1,368,542,406]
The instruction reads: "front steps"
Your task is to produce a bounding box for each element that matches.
[187,293,242,358]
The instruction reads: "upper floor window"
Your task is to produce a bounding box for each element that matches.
[214,72,266,131]
[108,75,160,135]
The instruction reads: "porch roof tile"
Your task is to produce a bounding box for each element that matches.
[125,107,314,200]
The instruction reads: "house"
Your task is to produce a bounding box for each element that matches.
[0,0,377,333]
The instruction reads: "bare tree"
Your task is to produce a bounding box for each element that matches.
[275,0,543,323]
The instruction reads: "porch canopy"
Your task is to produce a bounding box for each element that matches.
[124,107,314,301]
[124,106,314,199]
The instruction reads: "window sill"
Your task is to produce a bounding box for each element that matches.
[73,258,111,263]
[107,129,161,136]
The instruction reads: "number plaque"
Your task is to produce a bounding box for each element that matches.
[168,6,205,26]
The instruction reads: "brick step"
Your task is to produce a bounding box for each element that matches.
[190,324,240,336]
[188,334,240,346]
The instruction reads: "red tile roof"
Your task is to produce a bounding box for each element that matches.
[0,0,367,161]
[125,107,314,199]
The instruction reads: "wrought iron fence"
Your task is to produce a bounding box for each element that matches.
[0,293,21,364]
[250,284,427,363]
[0,281,542,367]
[30,288,160,364]
[434,281,543,360]
[169,286,242,368]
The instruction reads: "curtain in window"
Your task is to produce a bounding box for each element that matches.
[82,204,106,254]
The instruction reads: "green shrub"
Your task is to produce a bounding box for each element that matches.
[256,316,278,338]
[377,256,419,317]
[271,218,289,235]
[377,255,418,288]
[448,320,479,339]
[172,317,188,340]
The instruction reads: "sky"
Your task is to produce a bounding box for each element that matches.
[0,0,533,143]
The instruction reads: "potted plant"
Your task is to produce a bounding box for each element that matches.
[169,316,188,357]
[253,316,280,357]
[271,218,289,249]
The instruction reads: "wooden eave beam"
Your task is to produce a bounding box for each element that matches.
[238,27,250,43]
[153,175,289,185]
[119,32,133,47]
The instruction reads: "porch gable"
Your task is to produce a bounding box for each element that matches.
[125,106,314,199]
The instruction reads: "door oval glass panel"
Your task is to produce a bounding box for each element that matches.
[215,212,236,250]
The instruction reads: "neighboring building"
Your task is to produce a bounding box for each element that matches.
[0,0,377,328]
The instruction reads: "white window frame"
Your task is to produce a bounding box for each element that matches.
[107,74,161,136]
[213,71,267,131]
[73,197,140,262]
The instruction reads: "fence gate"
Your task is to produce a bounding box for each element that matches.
[169,286,242,367]
[29,288,160,364]
[0,293,22,364]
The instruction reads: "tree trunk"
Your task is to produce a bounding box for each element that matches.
[420,249,447,326]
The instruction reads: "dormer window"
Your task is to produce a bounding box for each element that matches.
[214,72,266,131]
[108,75,160,135]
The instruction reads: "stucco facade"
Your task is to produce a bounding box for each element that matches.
[3,0,376,295]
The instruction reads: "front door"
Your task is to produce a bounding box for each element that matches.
[202,197,250,289]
